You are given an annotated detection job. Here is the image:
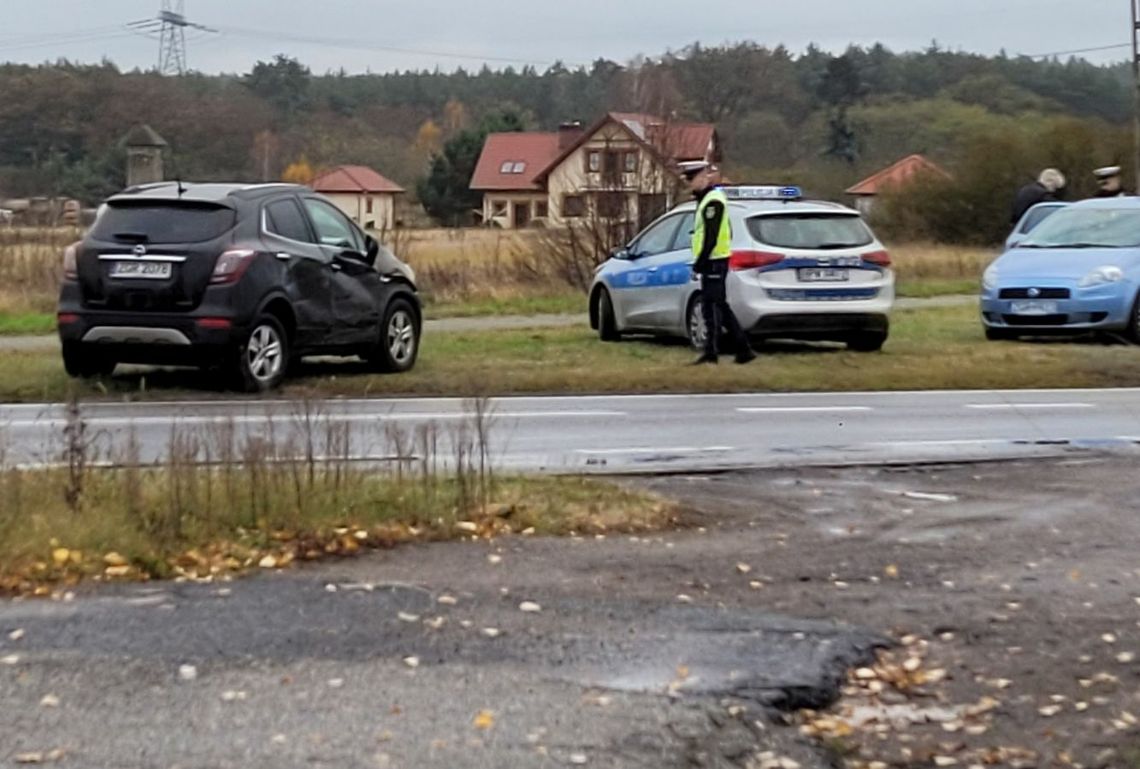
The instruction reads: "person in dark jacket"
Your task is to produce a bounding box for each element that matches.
[1011,168,1065,225]
[682,161,756,366]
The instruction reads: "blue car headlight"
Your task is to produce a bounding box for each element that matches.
[1078,266,1124,288]
[982,265,999,291]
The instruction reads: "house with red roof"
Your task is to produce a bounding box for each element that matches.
[312,165,405,232]
[846,154,950,216]
[470,113,720,229]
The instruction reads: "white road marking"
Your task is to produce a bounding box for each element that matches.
[575,446,734,456]
[964,403,1094,411]
[2,411,627,429]
[737,406,872,414]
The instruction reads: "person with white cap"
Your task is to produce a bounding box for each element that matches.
[680,160,756,366]
[1093,166,1130,198]
[1010,168,1066,225]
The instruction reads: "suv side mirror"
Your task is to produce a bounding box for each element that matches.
[364,235,380,266]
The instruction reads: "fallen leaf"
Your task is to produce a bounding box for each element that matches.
[884,564,900,579]
[481,628,502,638]
[749,580,764,590]
[328,678,344,688]
[103,552,128,567]
[455,521,478,532]
[473,709,495,730]
[676,594,693,604]
[178,664,198,681]
[403,656,420,669]
[1102,633,1117,644]
[569,754,588,765]
[8,629,24,641]
[487,554,502,565]
[221,690,248,702]
[736,563,752,574]
[51,548,70,567]
[1039,705,1063,717]
[855,667,877,680]
[1,654,20,665]
[437,595,458,606]
[14,752,64,765]
[104,565,131,578]
[424,616,446,630]
[933,757,958,767]
[39,694,60,708]
[258,555,277,569]
[397,611,420,623]
[903,657,922,673]
[1075,702,1089,712]
[1115,652,1135,663]
[519,601,542,613]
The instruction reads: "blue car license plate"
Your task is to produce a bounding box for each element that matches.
[1010,300,1058,315]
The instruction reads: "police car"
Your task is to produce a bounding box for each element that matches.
[588,185,895,351]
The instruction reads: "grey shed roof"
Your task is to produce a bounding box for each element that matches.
[124,124,168,148]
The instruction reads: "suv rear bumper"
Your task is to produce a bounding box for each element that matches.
[58,309,246,366]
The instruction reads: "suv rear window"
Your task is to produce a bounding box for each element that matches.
[90,202,236,244]
[747,214,873,250]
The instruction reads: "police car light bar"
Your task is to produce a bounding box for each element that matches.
[722,185,802,201]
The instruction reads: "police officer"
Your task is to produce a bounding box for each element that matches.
[682,162,755,365]
[1093,166,1130,198]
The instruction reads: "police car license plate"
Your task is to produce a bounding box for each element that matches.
[109,261,172,279]
[798,268,849,282]
[1010,300,1058,315]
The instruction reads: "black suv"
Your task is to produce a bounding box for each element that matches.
[58,182,421,391]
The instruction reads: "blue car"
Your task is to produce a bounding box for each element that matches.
[982,198,1140,341]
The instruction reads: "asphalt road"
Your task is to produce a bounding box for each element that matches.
[5,456,1139,768]
[3,388,1140,472]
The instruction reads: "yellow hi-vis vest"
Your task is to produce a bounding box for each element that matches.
[691,187,732,261]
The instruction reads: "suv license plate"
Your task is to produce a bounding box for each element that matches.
[109,261,172,280]
[798,268,849,282]
[1010,300,1058,315]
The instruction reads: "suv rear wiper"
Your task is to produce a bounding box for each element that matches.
[815,242,861,250]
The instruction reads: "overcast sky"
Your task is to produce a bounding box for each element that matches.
[0,0,1131,74]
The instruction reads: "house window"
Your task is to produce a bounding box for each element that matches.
[535,201,549,218]
[492,200,508,217]
[624,151,638,173]
[511,162,526,174]
[366,197,374,214]
[500,161,514,174]
[500,161,527,174]
[596,192,625,219]
[562,195,585,218]
[586,151,601,173]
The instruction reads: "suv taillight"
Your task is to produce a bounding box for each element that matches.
[864,250,891,267]
[728,250,783,271]
[63,242,79,280]
[210,249,257,284]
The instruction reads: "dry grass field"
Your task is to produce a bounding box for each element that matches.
[0,227,992,331]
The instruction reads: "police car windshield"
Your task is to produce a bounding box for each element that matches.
[1021,208,1140,249]
[747,214,872,250]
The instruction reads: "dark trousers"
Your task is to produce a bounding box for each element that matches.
[699,261,751,357]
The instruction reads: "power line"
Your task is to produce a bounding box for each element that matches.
[1018,42,1131,59]
[216,24,571,69]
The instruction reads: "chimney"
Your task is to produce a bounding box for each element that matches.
[123,124,169,187]
[558,121,584,150]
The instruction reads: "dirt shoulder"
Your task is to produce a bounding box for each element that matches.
[642,454,1140,768]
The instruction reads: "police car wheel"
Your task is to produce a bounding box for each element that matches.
[847,332,887,353]
[597,289,620,342]
[686,296,708,351]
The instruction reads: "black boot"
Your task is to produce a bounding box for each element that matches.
[734,348,757,365]
[691,353,718,365]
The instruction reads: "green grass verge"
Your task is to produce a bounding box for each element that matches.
[0,464,670,593]
[3,305,1140,402]
[424,292,584,319]
[0,312,55,336]
[895,279,979,299]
